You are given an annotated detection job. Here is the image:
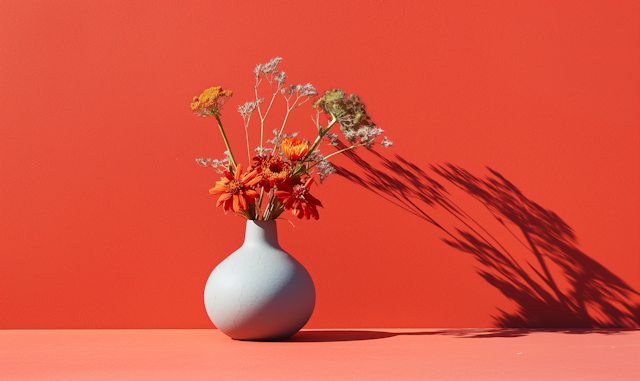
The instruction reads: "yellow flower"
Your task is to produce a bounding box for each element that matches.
[191,86,233,117]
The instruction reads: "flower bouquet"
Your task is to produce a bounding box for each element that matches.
[194,58,391,341]
[191,57,392,221]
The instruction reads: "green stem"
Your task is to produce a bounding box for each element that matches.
[289,115,338,177]
[214,114,237,169]
[263,191,277,220]
[323,144,363,161]
[305,115,337,160]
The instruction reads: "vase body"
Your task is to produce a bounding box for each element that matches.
[204,220,315,341]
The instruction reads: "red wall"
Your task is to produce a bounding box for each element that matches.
[1,0,639,328]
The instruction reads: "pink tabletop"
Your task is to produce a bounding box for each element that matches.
[1,329,638,380]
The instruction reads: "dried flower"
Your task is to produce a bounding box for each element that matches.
[209,164,261,213]
[281,138,310,161]
[355,126,384,147]
[238,99,263,118]
[195,158,210,167]
[195,156,231,173]
[254,57,283,79]
[254,146,274,155]
[275,71,287,86]
[315,159,336,184]
[314,89,386,148]
[191,86,233,117]
[267,129,299,146]
[381,136,393,148]
[283,83,317,97]
[325,132,339,146]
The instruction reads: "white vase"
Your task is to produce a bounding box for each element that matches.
[204,220,316,341]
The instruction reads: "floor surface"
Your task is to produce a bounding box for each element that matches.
[1,329,638,380]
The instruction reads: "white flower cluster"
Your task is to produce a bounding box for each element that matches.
[304,151,336,183]
[343,125,386,148]
[254,57,288,87]
[254,146,274,155]
[324,132,339,146]
[195,151,232,173]
[315,158,337,183]
[195,158,209,167]
[266,129,298,147]
[254,57,283,78]
[282,83,317,97]
[195,157,230,173]
[274,72,287,86]
[237,99,264,118]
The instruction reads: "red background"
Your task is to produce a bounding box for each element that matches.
[1,0,638,328]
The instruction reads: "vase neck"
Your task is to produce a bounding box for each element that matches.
[244,220,280,248]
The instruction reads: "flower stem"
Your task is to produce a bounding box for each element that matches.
[214,114,237,169]
[323,144,364,161]
[278,94,310,138]
[305,115,337,159]
[278,107,293,139]
[243,114,253,162]
[256,83,281,156]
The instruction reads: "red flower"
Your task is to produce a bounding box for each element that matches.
[209,164,261,213]
[275,178,323,220]
[253,155,291,191]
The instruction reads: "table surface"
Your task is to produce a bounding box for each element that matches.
[1,329,638,380]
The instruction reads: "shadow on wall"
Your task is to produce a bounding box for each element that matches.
[334,144,640,328]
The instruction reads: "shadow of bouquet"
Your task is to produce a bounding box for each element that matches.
[335,145,640,328]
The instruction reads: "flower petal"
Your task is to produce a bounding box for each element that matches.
[246,175,262,187]
[217,193,232,203]
[234,164,244,180]
[232,195,240,212]
[305,193,323,207]
[209,183,227,194]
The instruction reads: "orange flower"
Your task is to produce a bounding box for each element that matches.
[275,178,323,220]
[253,155,291,191]
[191,86,233,117]
[209,164,261,213]
[281,138,309,161]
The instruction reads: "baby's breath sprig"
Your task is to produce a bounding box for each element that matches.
[253,57,288,156]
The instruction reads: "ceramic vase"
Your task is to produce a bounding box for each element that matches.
[204,220,315,341]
